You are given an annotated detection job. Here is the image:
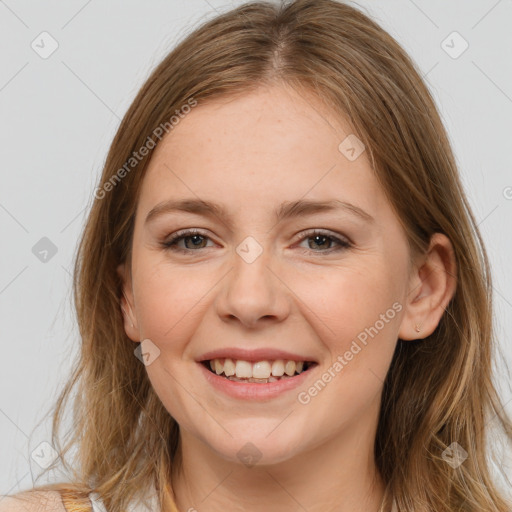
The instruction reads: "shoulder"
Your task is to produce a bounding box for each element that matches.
[0,491,67,512]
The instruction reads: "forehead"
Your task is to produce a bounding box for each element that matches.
[137,84,387,224]
[157,84,351,162]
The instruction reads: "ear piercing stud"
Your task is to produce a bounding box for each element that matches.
[415,324,421,333]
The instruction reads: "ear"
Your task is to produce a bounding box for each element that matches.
[117,262,140,342]
[398,233,457,341]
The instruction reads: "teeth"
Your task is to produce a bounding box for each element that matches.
[284,360,296,376]
[271,360,285,376]
[235,360,252,378]
[252,361,271,379]
[205,358,311,380]
[223,358,235,377]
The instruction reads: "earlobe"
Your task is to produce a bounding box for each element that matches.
[398,233,457,341]
[120,291,135,329]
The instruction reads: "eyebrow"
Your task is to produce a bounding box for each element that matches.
[144,198,375,228]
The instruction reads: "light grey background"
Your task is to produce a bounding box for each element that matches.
[1,0,511,499]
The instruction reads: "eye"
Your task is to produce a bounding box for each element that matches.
[295,229,351,254]
[161,229,215,253]
[161,228,352,255]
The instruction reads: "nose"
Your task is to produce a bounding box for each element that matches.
[215,243,291,329]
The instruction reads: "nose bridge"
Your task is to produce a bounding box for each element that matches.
[216,235,290,327]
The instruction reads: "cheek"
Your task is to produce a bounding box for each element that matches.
[296,263,401,351]
[133,262,209,345]
[293,267,401,425]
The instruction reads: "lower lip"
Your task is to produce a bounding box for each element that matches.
[198,362,317,401]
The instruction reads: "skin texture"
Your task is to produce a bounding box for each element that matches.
[0,491,66,512]
[118,83,457,512]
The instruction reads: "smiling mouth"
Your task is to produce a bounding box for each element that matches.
[201,358,318,383]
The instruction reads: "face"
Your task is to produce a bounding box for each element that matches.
[119,83,415,467]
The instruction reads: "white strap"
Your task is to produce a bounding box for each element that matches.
[88,493,108,512]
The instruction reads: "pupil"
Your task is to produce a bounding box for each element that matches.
[186,235,205,248]
[310,235,329,250]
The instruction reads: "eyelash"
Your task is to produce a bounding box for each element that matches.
[161,228,352,255]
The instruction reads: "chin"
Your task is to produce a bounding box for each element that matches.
[204,427,305,467]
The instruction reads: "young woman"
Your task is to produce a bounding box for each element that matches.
[2,0,511,511]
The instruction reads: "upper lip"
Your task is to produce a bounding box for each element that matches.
[197,347,318,363]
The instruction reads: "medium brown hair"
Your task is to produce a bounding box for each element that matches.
[13,1,512,510]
